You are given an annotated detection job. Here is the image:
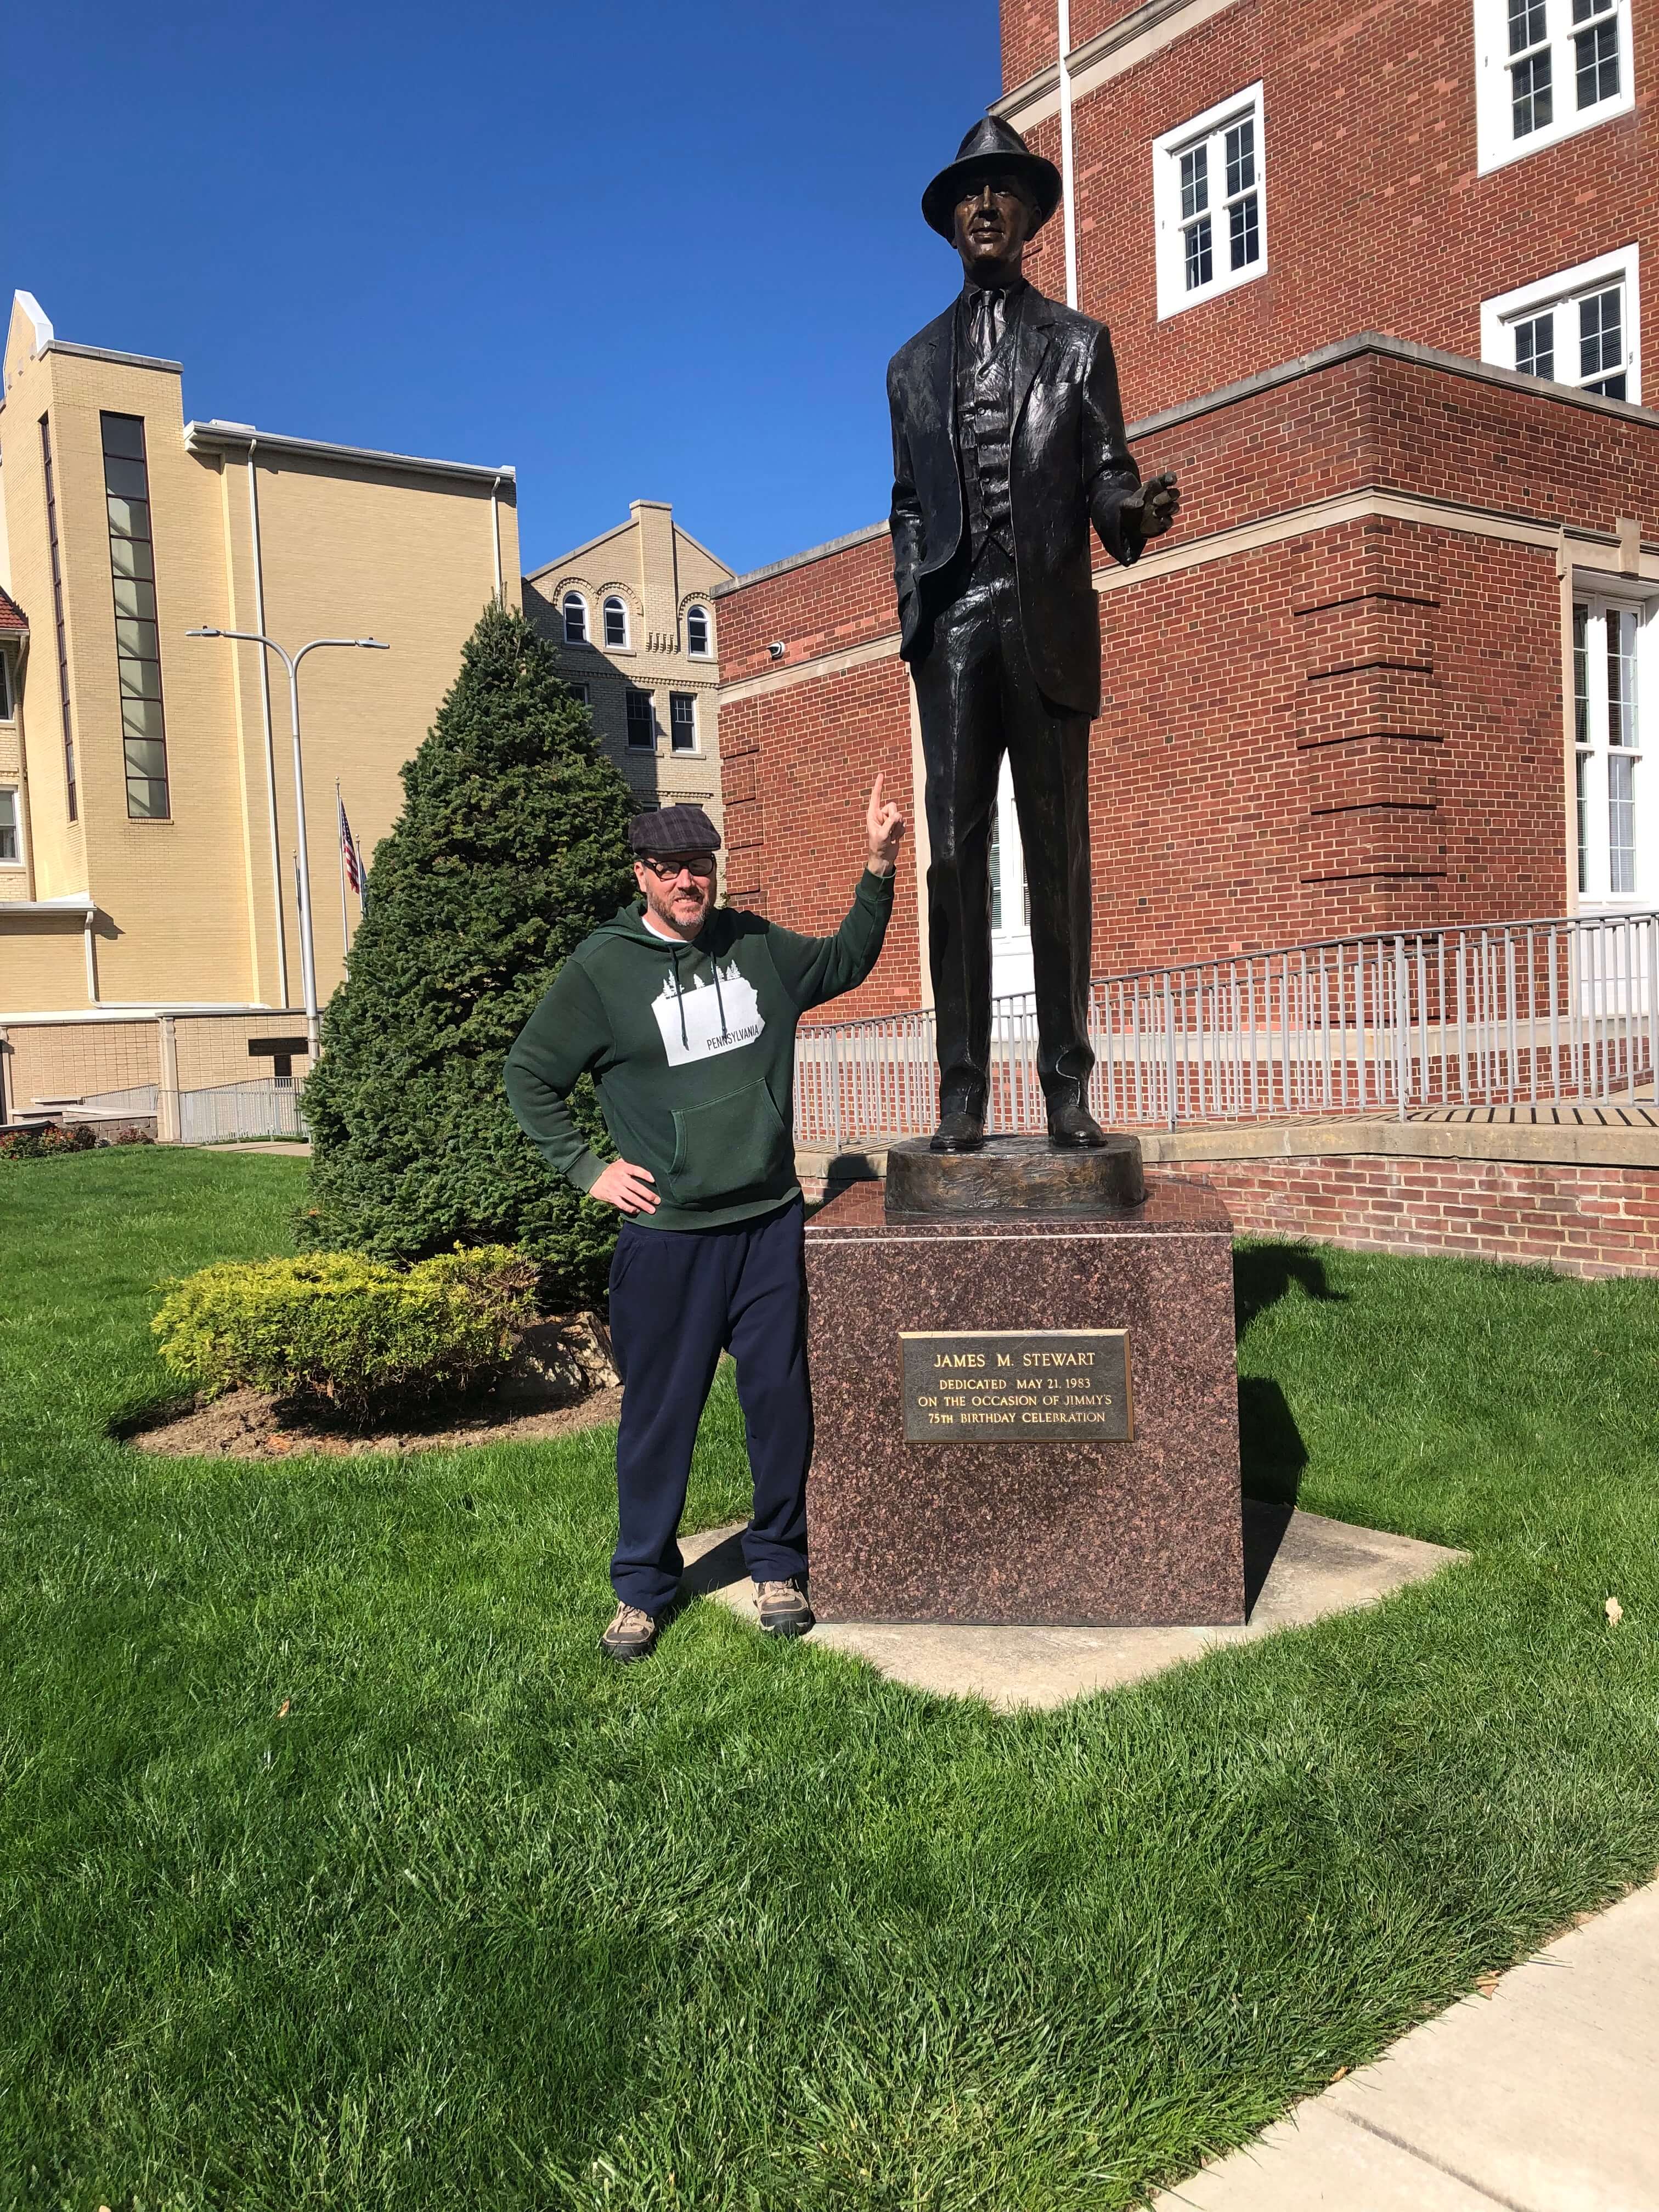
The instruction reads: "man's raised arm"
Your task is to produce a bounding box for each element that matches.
[769,776,907,1012]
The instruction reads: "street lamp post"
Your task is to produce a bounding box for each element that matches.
[188,628,388,1053]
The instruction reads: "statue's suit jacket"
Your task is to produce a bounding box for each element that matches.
[887,286,1144,719]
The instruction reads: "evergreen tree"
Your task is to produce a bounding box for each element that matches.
[301,601,635,1303]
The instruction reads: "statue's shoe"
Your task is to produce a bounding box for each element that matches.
[929,1108,986,1152]
[1047,1101,1110,1147]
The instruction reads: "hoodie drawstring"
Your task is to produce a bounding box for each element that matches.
[712,961,728,1039]
[670,944,689,1049]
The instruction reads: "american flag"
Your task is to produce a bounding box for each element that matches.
[338,796,365,903]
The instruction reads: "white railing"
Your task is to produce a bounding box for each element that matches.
[178,1079,309,1144]
[793,910,1659,1144]
[71,1084,160,1121]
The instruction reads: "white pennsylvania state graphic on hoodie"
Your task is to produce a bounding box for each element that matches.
[652,958,766,1068]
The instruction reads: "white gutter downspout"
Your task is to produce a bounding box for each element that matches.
[1058,0,1079,309]
[490,474,505,605]
[247,439,291,1005]
[83,906,98,1003]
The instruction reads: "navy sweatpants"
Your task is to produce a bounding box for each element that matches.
[607,1199,811,1616]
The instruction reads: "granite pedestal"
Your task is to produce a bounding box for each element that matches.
[804,1166,1244,1626]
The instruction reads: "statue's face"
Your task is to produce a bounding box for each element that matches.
[952,173,1038,280]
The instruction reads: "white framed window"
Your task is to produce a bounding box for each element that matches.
[685,605,712,658]
[0,787,20,865]
[1153,83,1266,320]
[561,591,588,645]
[1574,594,1654,902]
[1474,0,1634,172]
[625,689,656,751]
[603,596,630,650]
[1482,246,1640,400]
[567,680,590,706]
[669,693,698,754]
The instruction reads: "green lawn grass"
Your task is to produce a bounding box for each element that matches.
[2,1149,1656,2210]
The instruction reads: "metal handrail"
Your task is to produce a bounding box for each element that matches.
[792,909,1659,1143]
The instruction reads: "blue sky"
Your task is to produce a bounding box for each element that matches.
[7,1,1003,578]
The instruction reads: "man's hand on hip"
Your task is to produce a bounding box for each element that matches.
[866,774,907,877]
[589,1159,658,1215]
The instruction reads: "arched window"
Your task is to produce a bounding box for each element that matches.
[561,591,588,645]
[686,604,711,658]
[603,595,630,650]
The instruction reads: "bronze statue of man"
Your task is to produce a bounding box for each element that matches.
[889,116,1180,1153]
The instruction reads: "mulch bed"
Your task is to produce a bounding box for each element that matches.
[125,1311,623,1459]
[128,1383,625,1459]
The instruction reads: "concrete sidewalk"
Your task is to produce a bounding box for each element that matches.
[1153,1876,1659,2210]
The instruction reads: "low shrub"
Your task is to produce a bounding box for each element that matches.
[151,1246,538,1425]
[0,1124,98,1161]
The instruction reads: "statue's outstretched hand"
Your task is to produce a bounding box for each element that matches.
[1128,470,1182,540]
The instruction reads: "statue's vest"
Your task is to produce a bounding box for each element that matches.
[954,301,1017,564]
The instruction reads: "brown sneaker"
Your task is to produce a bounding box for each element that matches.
[756,1578,815,1638]
[600,1602,659,1663]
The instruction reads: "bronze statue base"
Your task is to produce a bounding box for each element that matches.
[885,1131,1145,1218]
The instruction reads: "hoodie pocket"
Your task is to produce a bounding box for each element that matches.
[669,1080,789,1204]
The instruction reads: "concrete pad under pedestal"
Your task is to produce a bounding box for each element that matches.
[679,1503,1465,1711]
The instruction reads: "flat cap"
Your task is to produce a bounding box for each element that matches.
[628,803,722,856]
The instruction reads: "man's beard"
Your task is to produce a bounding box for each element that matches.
[646,882,710,935]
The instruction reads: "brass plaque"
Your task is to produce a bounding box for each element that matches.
[900,1329,1132,1442]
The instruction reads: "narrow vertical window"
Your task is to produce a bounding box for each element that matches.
[1224,117,1260,270]
[1514,310,1555,379]
[1509,0,1554,134]
[669,693,697,753]
[1180,145,1212,291]
[1578,286,1626,397]
[0,788,18,864]
[603,596,630,650]
[562,591,588,644]
[1575,598,1646,900]
[39,415,77,822]
[685,605,711,657]
[0,653,12,719]
[1572,0,1620,105]
[100,415,169,819]
[625,690,655,750]
[1575,602,1591,892]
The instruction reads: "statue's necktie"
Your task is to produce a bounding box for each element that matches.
[973,289,1004,362]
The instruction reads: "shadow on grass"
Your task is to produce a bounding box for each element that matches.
[1233,1240,1347,1339]
[1233,1243,1338,1598]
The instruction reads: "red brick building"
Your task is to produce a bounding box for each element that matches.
[716,0,1659,1022]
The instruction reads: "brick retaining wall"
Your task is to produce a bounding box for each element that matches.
[1149,1155,1659,1278]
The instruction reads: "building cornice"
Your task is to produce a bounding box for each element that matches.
[712,522,890,599]
[183,420,515,486]
[720,484,1657,704]
[38,338,184,374]
[994,0,1242,131]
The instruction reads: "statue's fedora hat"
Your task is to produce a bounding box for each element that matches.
[922,115,1063,241]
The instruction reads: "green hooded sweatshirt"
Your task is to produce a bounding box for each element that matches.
[504,869,893,1231]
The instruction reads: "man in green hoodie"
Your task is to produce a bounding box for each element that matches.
[505,783,905,1663]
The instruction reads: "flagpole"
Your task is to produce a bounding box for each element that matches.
[336,781,350,956]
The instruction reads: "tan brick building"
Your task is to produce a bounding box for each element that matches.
[0,291,518,1121]
[523,499,730,834]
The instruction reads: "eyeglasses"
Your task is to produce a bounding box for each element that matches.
[641,854,716,881]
